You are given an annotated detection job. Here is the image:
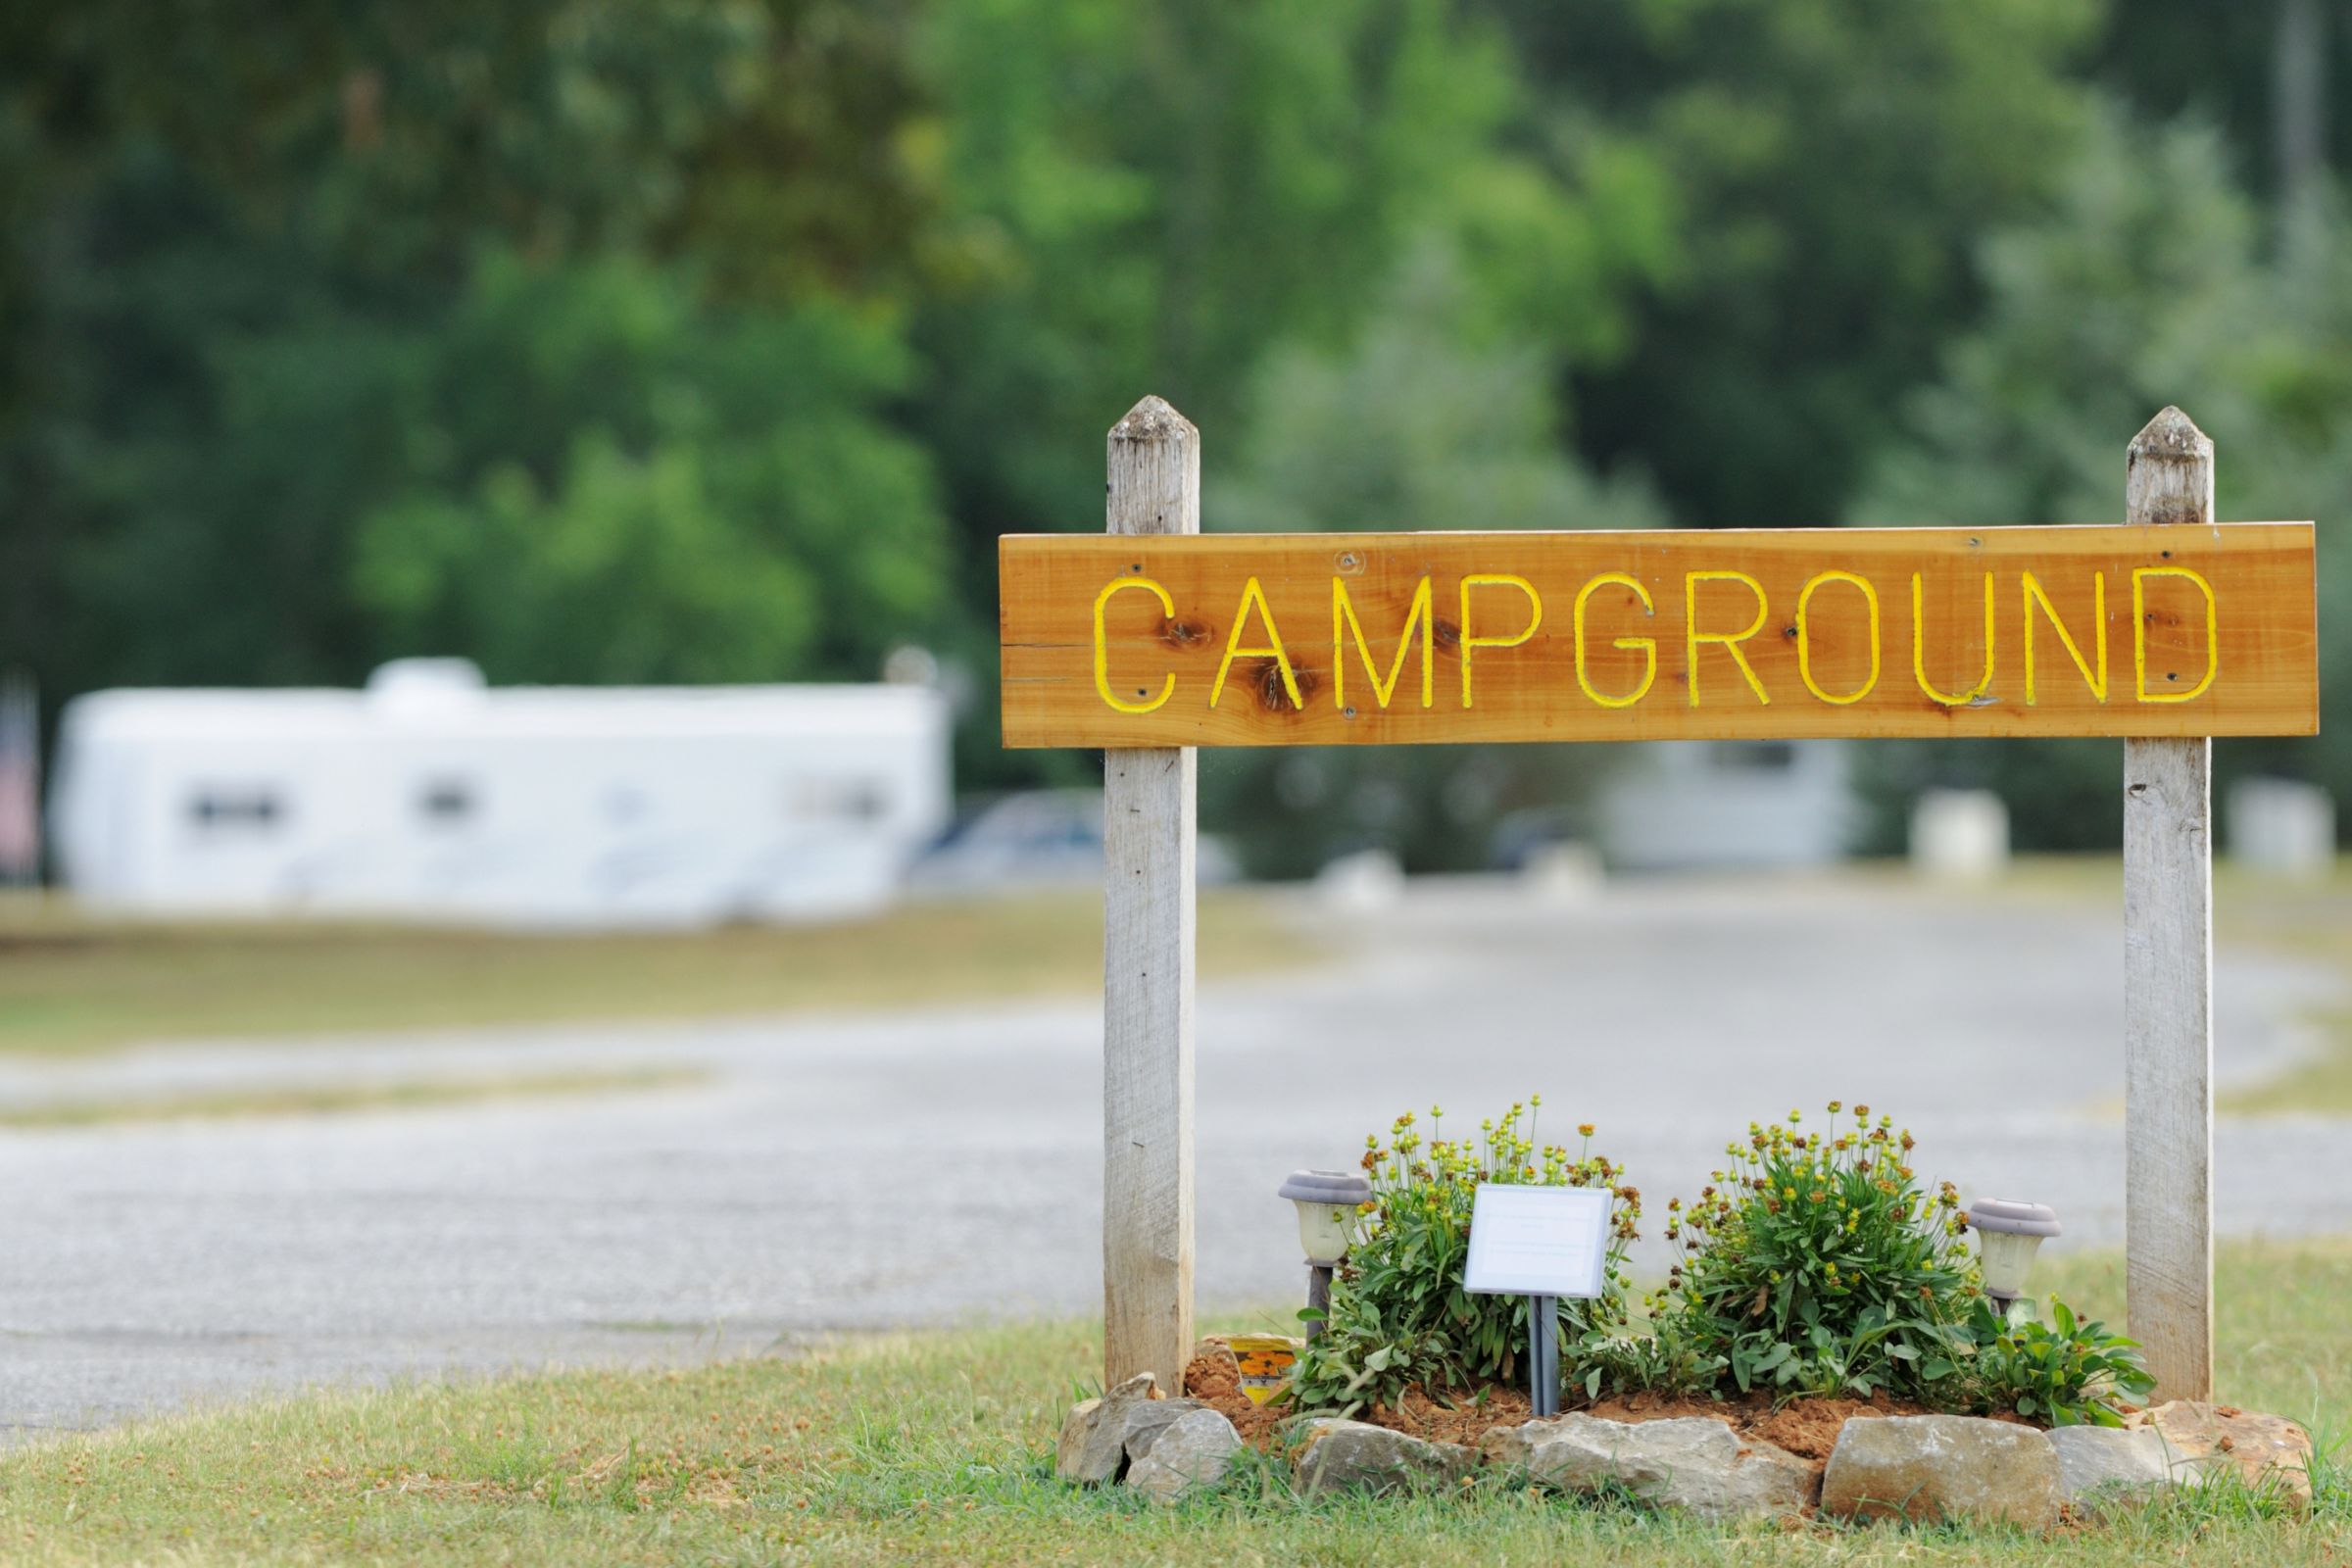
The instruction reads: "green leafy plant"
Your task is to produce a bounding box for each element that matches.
[1968,1297,2154,1426]
[1658,1102,1983,1401]
[1288,1098,1639,1416]
[1566,1325,1727,1403]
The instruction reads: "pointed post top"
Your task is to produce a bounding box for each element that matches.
[2129,406,2213,463]
[2126,406,2214,528]
[1110,395,1196,445]
[1105,395,1200,537]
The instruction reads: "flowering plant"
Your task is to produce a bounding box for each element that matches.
[1287,1097,1639,1415]
[1658,1102,1983,1400]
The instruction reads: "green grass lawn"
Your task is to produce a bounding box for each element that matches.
[0,1241,2341,1567]
[0,890,1308,1056]
[0,1065,710,1128]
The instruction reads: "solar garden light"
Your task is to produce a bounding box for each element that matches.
[1280,1169,1371,1340]
[1968,1199,2060,1319]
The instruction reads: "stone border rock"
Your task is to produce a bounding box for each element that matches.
[1816,1402,2317,1526]
[1055,1373,1245,1501]
[2131,1399,2316,1513]
[1820,1414,2062,1528]
[1483,1412,1812,1523]
[1294,1418,1478,1497]
[1054,1388,2316,1528]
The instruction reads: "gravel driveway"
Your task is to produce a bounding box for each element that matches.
[1,874,2344,1444]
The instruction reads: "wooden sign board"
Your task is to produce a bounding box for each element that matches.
[1000,524,2318,748]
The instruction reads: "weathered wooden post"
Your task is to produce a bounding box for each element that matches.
[2123,406,2216,1402]
[1101,395,1198,1391]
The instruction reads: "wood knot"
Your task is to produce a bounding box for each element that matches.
[1252,659,1312,712]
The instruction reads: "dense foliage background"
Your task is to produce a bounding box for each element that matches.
[3,0,2345,864]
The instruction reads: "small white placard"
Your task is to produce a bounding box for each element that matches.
[1462,1185,1612,1298]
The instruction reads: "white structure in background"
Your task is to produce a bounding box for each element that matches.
[1909,788,2011,882]
[1595,740,1855,871]
[1520,839,1604,903]
[49,660,951,928]
[1314,846,1406,911]
[2228,777,2335,879]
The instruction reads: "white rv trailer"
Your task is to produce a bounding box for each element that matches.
[49,660,951,927]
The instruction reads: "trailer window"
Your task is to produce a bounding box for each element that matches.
[417,779,476,824]
[188,789,283,830]
[794,779,890,821]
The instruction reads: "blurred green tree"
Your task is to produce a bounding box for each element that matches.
[1850,106,2352,850]
[1485,0,2100,529]
[908,0,1675,538]
[1202,241,1663,873]
[2090,0,2347,204]
[0,0,951,700]
[906,0,1678,794]
[350,255,946,683]
[10,0,2344,872]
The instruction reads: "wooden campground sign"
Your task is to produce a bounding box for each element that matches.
[1000,525,2318,748]
[1020,395,2315,1416]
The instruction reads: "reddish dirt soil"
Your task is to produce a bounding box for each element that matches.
[1182,1351,1289,1447]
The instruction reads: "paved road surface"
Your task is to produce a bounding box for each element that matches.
[1,875,2345,1444]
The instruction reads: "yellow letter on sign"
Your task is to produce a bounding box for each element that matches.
[1685,571,1771,707]
[1093,576,1176,714]
[1574,572,1657,709]
[1333,575,1435,710]
[1911,571,1996,707]
[1795,570,1881,706]
[2022,571,2107,704]
[1209,575,1303,710]
[2132,566,2219,702]
[1458,574,1542,709]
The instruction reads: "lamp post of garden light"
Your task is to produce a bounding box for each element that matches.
[1968,1200,2060,1324]
[1279,1170,1370,1340]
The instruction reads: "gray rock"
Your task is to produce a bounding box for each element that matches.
[2045,1425,2175,1514]
[1056,1373,1202,1484]
[1821,1414,2060,1529]
[1124,1408,1244,1503]
[1294,1418,1478,1496]
[1122,1395,1208,1462]
[1480,1413,1812,1523]
[2133,1400,2315,1513]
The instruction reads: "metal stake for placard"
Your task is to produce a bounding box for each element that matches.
[1529,1295,1559,1417]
